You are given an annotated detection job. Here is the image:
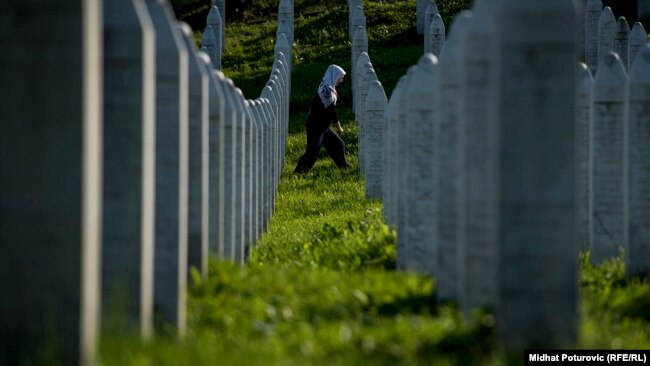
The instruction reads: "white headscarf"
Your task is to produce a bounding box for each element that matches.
[318,64,346,108]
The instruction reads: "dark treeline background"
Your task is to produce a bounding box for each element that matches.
[171,0,644,36]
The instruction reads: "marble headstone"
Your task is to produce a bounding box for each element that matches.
[625,45,650,277]
[598,7,616,69]
[101,0,155,338]
[146,0,189,335]
[404,54,439,276]
[493,0,578,348]
[590,51,627,264]
[457,0,500,312]
[576,63,593,250]
[613,17,630,70]
[429,14,446,57]
[585,0,603,73]
[365,81,388,199]
[629,22,649,71]
[0,0,102,363]
[435,10,472,302]
[179,22,209,280]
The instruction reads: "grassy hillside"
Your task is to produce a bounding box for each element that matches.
[98,1,650,365]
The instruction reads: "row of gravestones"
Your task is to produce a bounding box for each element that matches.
[353,0,650,350]
[582,0,648,75]
[0,0,293,365]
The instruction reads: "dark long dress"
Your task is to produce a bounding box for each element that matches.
[294,95,349,173]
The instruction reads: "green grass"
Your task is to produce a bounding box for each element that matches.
[98,0,650,365]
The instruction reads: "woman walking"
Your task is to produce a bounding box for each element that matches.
[294,64,350,173]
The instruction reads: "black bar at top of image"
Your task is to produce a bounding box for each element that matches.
[525,350,649,365]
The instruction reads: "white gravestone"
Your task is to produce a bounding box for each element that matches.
[0,0,102,363]
[598,7,616,69]
[179,22,209,280]
[102,0,155,337]
[275,61,288,177]
[232,87,250,264]
[146,0,189,335]
[256,98,272,232]
[614,17,630,70]
[430,14,446,57]
[207,6,223,54]
[276,33,292,93]
[271,61,289,175]
[241,94,255,257]
[279,0,294,46]
[276,18,293,59]
[404,55,439,276]
[354,52,371,117]
[201,25,220,70]
[359,65,376,176]
[262,95,278,223]
[494,0,578,348]
[574,0,587,60]
[259,91,275,230]
[352,26,369,106]
[586,0,603,73]
[269,72,284,191]
[365,81,388,199]
[268,75,283,207]
[625,45,650,277]
[457,0,500,312]
[351,6,366,42]
[212,0,226,48]
[215,72,238,259]
[198,54,226,260]
[386,79,406,228]
[246,100,260,246]
[629,22,649,71]
[576,63,594,250]
[590,51,627,264]
[417,0,435,35]
[435,10,472,303]
[381,85,396,225]
[396,69,416,270]
[424,1,440,54]
[349,0,363,41]
[265,78,281,214]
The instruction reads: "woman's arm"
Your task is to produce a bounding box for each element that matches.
[326,104,344,134]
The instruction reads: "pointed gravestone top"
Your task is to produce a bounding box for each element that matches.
[630,22,649,68]
[440,11,472,58]
[366,80,388,110]
[431,13,444,31]
[594,51,627,94]
[599,6,615,26]
[357,52,370,66]
[631,21,648,42]
[202,25,217,46]
[276,33,290,51]
[614,16,630,67]
[577,62,594,90]
[208,6,222,27]
[616,16,630,33]
[426,0,439,17]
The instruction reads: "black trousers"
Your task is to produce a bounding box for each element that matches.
[294,127,348,173]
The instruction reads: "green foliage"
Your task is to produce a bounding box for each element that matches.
[102,261,498,366]
[579,252,650,349]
